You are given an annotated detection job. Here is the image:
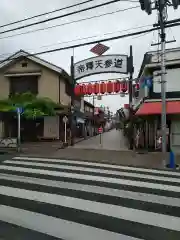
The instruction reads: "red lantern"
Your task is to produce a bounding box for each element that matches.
[135,82,140,91]
[114,81,120,93]
[81,84,87,95]
[74,84,81,96]
[106,81,113,93]
[87,83,93,95]
[94,82,99,95]
[120,81,128,93]
[79,84,83,95]
[100,82,106,94]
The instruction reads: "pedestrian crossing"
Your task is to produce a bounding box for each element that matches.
[0,156,179,240]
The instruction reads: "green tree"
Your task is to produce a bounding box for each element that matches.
[0,92,67,118]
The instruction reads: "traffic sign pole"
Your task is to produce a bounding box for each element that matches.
[64,122,67,144]
[63,116,68,146]
[98,127,103,146]
[17,108,21,153]
[100,133,102,146]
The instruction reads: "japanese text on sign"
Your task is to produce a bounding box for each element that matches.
[74,55,128,80]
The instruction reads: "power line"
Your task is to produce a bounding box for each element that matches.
[0,0,128,35]
[36,23,152,48]
[19,28,159,55]
[131,31,151,39]
[0,0,138,29]
[0,5,139,40]
[0,0,96,29]
[1,21,179,64]
[0,23,152,59]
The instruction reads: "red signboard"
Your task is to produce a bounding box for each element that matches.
[74,80,129,96]
[90,43,109,56]
[98,127,103,133]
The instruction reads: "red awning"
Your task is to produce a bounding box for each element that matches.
[136,101,180,116]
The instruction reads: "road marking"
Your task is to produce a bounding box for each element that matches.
[0,205,141,240]
[13,156,180,176]
[5,160,180,183]
[0,165,180,192]
[0,185,179,231]
[0,173,179,207]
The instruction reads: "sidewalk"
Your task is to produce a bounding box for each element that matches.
[53,148,180,169]
[20,141,63,154]
[8,129,180,170]
[18,145,180,170]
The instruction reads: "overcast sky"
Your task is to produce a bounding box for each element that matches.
[0,0,180,112]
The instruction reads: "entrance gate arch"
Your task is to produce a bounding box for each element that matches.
[69,46,134,146]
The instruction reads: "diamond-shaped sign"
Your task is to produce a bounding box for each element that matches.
[63,116,68,123]
[90,43,109,56]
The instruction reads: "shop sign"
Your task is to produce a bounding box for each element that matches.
[74,55,128,80]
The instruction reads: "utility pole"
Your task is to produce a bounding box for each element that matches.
[70,55,75,146]
[128,45,134,150]
[138,0,180,164]
[158,0,167,164]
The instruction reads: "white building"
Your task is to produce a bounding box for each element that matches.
[133,47,180,153]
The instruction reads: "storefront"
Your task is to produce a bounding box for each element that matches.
[134,100,176,151]
[76,117,85,138]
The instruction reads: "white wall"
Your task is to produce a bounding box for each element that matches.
[151,49,180,63]
[59,79,71,106]
[43,116,59,139]
[153,68,180,93]
[80,98,84,113]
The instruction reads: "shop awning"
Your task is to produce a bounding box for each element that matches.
[136,101,180,116]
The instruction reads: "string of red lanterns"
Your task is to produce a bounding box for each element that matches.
[74,80,129,96]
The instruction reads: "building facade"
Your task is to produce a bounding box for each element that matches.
[133,47,180,153]
[0,50,72,142]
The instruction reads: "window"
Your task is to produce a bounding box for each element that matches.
[22,62,28,67]
[10,76,38,95]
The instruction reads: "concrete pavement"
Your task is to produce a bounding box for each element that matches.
[72,129,128,151]
[6,129,180,170]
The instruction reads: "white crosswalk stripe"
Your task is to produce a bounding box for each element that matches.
[0,156,179,240]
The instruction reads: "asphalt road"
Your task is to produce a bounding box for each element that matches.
[72,129,128,150]
[0,156,179,239]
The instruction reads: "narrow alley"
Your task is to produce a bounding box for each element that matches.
[72,129,128,151]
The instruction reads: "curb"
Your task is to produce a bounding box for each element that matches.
[14,154,180,171]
